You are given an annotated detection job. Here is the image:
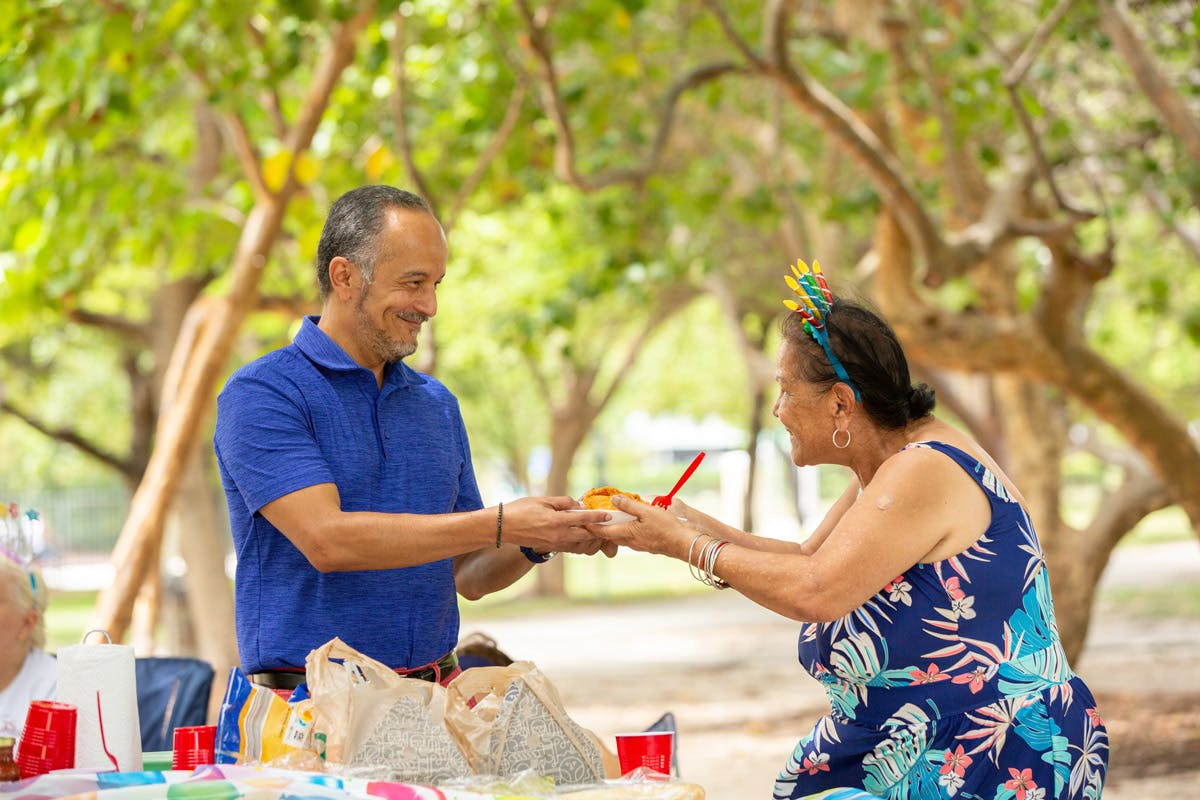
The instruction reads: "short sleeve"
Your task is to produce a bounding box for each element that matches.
[452,407,484,513]
[214,371,335,515]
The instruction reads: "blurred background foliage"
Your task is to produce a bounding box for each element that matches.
[1,0,1197,656]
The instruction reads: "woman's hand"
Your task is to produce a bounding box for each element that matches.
[594,495,692,560]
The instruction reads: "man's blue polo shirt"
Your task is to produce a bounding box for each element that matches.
[213,316,483,674]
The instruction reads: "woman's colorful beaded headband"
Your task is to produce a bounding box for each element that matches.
[782,259,861,401]
[2,503,41,596]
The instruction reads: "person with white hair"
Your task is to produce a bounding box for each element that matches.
[0,556,56,744]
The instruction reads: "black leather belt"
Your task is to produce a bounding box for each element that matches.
[249,650,459,690]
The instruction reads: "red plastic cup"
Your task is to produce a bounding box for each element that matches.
[17,700,77,778]
[171,725,216,770]
[615,731,674,777]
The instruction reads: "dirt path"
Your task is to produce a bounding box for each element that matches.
[461,541,1200,799]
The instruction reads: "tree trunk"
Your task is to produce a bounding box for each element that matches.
[130,545,161,653]
[89,9,374,642]
[991,374,1100,661]
[742,385,768,532]
[173,444,238,722]
[535,405,596,597]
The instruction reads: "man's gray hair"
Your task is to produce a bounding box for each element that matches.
[315,186,432,299]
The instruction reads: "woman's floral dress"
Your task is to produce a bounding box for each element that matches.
[774,441,1108,800]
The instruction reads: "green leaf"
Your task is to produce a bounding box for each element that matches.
[13,218,42,250]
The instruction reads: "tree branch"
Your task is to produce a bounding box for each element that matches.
[443,77,528,233]
[1,399,136,477]
[521,349,554,409]
[758,0,957,280]
[1004,82,1095,220]
[224,111,270,203]
[896,300,1200,528]
[389,10,438,215]
[1101,0,1200,167]
[1003,0,1076,87]
[594,283,698,411]
[1085,456,1173,553]
[1145,186,1200,262]
[254,293,320,318]
[246,18,289,139]
[1000,3,1099,223]
[700,0,764,69]
[68,308,152,346]
[705,273,775,388]
[895,2,982,216]
[517,0,739,191]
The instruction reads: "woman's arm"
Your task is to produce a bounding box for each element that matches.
[667,499,804,555]
[604,447,978,622]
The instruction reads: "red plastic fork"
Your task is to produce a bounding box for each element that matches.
[652,451,706,508]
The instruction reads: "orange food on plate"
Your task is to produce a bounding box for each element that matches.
[581,486,643,510]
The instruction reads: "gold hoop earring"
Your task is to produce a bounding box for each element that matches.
[832,428,851,449]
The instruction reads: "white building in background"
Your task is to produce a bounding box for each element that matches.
[620,412,825,541]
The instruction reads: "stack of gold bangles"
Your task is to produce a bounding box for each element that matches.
[687,533,730,589]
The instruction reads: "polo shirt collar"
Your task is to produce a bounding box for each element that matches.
[293,315,420,389]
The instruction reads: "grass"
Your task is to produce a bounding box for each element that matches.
[44,589,100,651]
[1119,507,1193,546]
[1096,581,1200,619]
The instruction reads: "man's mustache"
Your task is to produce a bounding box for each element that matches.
[396,312,430,325]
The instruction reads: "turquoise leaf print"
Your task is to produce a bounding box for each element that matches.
[1013,698,1062,751]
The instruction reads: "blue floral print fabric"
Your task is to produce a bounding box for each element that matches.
[775,441,1108,800]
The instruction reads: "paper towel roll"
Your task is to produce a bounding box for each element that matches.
[56,642,143,772]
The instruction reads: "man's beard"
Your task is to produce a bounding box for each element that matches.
[355,289,427,363]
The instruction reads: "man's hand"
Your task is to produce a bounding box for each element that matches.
[498,495,611,553]
[554,536,620,558]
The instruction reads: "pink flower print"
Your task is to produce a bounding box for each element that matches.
[944,576,966,600]
[802,751,830,775]
[952,666,990,694]
[910,663,952,684]
[885,575,913,606]
[1086,707,1105,727]
[940,745,972,776]
[1004,767,1039,800]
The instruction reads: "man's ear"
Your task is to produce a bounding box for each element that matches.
[327,256,358,298]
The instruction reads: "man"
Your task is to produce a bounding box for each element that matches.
[214,186,611,692]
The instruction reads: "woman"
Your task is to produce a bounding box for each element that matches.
[0,555,56,744]
[600,272,1108,799]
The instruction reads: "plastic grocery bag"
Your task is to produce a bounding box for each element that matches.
[305,637,472,783]
[444,661,608,786]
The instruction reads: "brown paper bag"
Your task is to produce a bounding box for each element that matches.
[445,660,607,786]
[306,637,473,782]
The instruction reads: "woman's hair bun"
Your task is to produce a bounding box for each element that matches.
[908,382,936,419]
